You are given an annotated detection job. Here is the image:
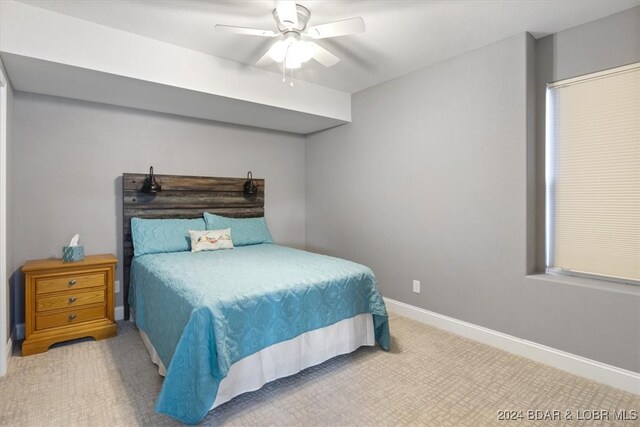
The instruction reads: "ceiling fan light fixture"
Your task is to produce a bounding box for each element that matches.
[285,56,302,70]
[269,37,314,69]
[289,40,314,63]
[268,40,288,62]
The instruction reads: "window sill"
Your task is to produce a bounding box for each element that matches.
[526,272,640,296]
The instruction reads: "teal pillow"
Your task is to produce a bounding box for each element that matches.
[204,213,273,246]
[131,218,206,256]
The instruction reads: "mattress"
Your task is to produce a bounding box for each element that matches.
[130,244,389,423]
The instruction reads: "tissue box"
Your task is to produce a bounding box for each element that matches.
[62,246,84,262]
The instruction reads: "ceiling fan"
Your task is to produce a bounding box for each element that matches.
[215,0,365,85]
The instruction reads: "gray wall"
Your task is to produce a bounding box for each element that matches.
[11,93,306,326]
[306,11,640,373]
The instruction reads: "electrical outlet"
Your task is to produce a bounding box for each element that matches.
[412,279,420,294]
[114,280,120,293]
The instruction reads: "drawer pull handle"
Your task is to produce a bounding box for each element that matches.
[68,280,77,286]
[68,297,77,303]
[68,314,77,321]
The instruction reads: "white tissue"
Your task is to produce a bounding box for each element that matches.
[69,234,80,247]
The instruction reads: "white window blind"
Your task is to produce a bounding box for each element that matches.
[546,63,640,285]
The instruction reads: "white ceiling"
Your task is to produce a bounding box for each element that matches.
[15,0,640,93]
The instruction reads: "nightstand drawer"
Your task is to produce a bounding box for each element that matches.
[36,288,106,313]
[36,272,106,295]
[36,304,106,330]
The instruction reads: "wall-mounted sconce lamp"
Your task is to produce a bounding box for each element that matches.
[243,171,258,197]
[141,166,161,193]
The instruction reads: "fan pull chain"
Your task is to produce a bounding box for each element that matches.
[290,67,294,87]
[282,44,291,84]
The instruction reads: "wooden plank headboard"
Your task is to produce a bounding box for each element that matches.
[122,173,265,319]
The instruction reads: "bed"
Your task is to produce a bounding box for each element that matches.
[122,173,389,424]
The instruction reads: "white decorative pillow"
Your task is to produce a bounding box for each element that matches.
[189,228,234,252]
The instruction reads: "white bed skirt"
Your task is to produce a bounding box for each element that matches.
[138,313,375,409]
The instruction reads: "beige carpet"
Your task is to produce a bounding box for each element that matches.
[0,313,638,426]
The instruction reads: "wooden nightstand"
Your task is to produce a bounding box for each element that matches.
[22,254,117,356]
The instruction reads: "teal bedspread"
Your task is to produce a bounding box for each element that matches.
[129,244,389,424]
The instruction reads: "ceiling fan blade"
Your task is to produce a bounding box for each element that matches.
[256,49,274,67]
[305,17,365,39]
[275,0,298,28]
[310,43,340,67]
[215,24,277,37]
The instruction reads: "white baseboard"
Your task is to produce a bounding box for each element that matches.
[384,297,640,395]
[115,306,124,321]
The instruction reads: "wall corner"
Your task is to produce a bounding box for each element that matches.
[524,32,539,276]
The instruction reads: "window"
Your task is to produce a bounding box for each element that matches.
[546,63,639,285]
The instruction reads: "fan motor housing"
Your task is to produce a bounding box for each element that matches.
[273,4,311,32]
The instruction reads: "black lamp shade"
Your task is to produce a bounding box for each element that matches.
[142,166,161,193]
[244,171,258,197]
